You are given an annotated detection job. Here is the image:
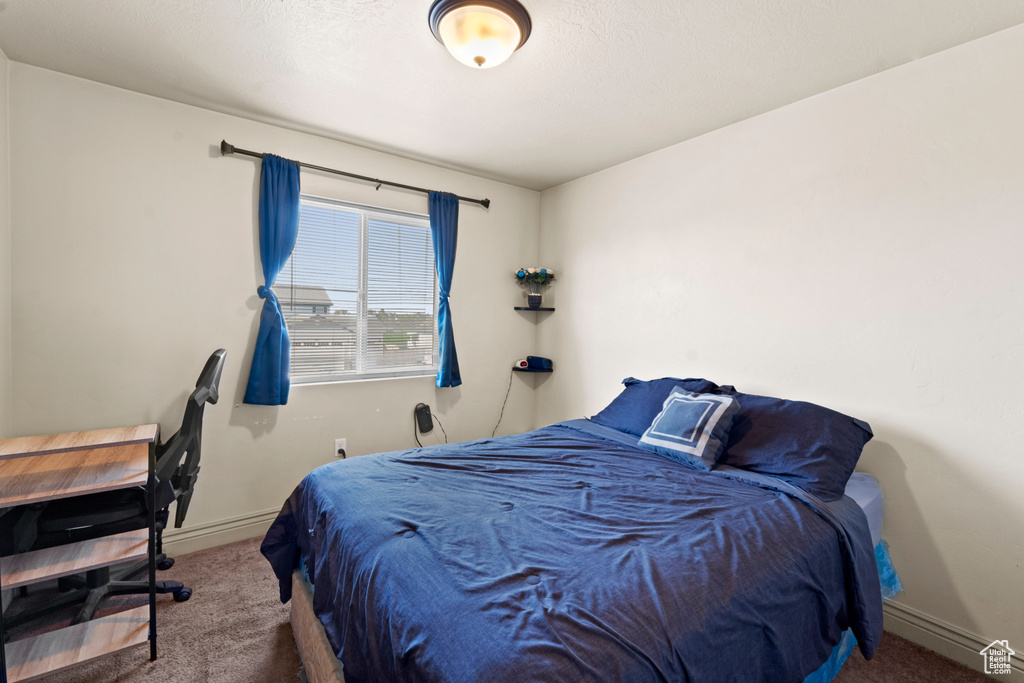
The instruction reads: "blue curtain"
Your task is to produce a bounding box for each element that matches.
[243,155,301,405]
[429,191,461,388]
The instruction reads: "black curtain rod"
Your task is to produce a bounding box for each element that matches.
[219,140,490,209]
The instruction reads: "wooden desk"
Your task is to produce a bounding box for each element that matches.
[0,425,159,683]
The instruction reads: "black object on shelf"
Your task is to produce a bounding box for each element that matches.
[514,306,554,311]
[513,367,553,373]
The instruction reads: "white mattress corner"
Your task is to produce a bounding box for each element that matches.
[844,472,884,548]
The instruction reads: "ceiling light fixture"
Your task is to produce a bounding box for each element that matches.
[428,0,532,69]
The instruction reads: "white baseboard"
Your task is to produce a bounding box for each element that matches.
[161,507,280,557]
[883,599,1024,680]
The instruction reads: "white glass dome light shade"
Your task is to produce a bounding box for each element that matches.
[439,5,520,68]
[429,0,532,69]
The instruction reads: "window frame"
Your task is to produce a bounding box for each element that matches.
[277,194,439,385]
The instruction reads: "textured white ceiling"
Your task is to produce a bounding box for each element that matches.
[1,1,1022,190]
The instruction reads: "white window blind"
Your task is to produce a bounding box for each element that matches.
[275,195,438,383]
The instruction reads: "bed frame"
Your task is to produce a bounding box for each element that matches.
[290,570,345,683]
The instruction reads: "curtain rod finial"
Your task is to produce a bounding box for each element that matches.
[481,198,491,209]
[220,140,235,155]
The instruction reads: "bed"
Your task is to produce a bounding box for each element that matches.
[263,377,884,682]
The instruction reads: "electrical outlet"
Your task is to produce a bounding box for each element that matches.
[334,438,347,459]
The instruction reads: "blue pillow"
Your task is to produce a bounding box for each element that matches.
[638,389,740,470]
[713,389,873,501]
[590,377,722,437]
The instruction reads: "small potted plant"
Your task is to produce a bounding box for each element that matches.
[514,267,556,308]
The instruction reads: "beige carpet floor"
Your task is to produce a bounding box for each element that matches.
[12,535,990,682]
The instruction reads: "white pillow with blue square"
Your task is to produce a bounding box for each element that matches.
[638,388,740,470]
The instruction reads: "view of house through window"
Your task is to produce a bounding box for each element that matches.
[275,196,438,383]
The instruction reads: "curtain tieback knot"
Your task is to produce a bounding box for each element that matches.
[257,285,271,299]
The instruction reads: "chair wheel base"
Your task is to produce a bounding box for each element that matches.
[173,587,192,602]
[157,557,175,570]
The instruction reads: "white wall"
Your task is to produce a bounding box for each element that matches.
[538,24,1024,670]
[8,64,540,548]
[0,47,10,438]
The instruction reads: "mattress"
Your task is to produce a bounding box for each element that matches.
[844,473,883,548]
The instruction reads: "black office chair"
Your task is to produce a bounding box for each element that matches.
[2,349,226,628]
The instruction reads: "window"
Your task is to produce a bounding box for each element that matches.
[275,196,438,383]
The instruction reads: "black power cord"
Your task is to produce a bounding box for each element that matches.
[431,411,448,444]
[491,367,515,437]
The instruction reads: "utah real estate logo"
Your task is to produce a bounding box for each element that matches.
[980,640,1015,676]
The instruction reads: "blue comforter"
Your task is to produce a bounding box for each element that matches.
[262,420,882,682]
